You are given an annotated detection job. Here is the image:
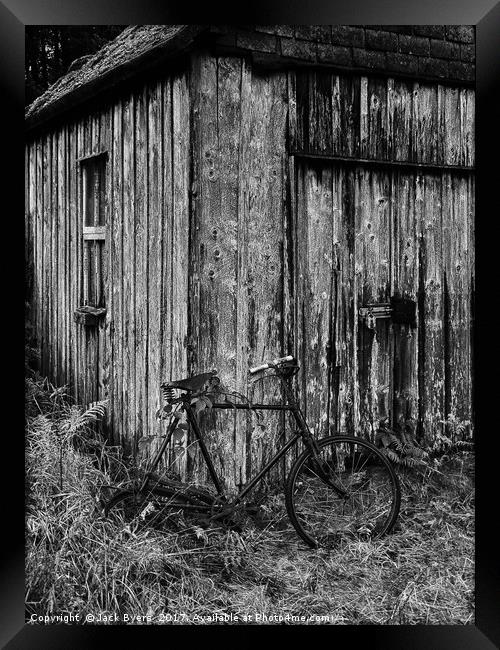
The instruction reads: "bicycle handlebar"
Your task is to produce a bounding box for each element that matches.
[249,355,295,375]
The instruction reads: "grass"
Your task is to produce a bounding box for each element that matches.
[25,374,474,625]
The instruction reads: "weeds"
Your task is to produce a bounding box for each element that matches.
[25,375,474,625]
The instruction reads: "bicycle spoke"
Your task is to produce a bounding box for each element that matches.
[286,437,400,547]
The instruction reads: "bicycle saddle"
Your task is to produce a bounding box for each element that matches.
[163,371,217,392]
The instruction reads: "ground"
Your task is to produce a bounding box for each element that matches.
[25,375,474,625]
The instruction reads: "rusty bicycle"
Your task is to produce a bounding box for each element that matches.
[103,355,401,548]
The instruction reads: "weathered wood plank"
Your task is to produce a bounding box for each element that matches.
[134,89,148,444]
[169,72,191,478]
[442,173,472,441]
[235,58,253,484]
[411,83,439,165]
[418,173,445,443]
[27,143,37,340]
[391,172,419,433]
[299,163,334,437]
[57,127,66,385]
[390,80,413,162]
[35,138,44,362]
[98,105,111,417]
[51,132,59,383]
[146,80,163,442]
[122,93,136,452]
[461,88,475,167]
[68,121,77,399]
[74,121,84,402]
[365,77,388,161]
[111,99,124,444]
[307,71,333,155]
[87,113,100,405]
[355,168,392,438]
[245,70,287,482]
[440,85,462,167]
[339,75,360,158]
[189,53,224,483]
[42,134,52,377]
[337,167,357,435]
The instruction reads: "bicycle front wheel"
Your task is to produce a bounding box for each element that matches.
[285,436,401,548]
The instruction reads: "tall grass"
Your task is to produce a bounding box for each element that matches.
[25,375,474,625]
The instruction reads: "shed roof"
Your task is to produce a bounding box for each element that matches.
[26,24,475,133]
[25,25,207,131]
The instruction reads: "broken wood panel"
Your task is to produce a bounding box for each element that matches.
[391,172,419,433]
[146,80,164,441]
[355,168,392,438]
[442,173,473,441]
[122,92,136,453]
[245,70,287,483]
[419,173,445,443]
[134,89,149,443]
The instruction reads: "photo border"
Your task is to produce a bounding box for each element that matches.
[5,0,499,645]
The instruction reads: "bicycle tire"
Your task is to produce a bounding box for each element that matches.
[285,435,401,548]
[104,485,211,534]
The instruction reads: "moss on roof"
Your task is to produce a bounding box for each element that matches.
[26,25,206,130]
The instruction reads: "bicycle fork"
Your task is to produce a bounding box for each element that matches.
[291,404,349,500]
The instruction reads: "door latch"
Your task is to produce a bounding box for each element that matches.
[359,303,392,330]
[359,297,416,329]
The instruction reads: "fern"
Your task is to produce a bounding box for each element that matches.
[375,421,428,468]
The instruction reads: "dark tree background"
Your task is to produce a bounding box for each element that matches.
[25,26,126,106]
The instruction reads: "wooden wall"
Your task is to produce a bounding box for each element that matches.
[25,53,475,489]
[26,72,191,461]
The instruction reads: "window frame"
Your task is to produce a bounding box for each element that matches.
[78,151,108,308]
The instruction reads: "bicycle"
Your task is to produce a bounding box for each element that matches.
[103,355,401,548]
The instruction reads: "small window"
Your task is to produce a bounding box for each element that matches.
[80,152,107,308]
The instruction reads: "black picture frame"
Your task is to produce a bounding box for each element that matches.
[7,0,500,646]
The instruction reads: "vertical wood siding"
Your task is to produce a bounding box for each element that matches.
[26,71,191,461]
[25,57,474,485]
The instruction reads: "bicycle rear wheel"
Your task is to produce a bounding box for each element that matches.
[285,436,400,548]
[104,485,210,534]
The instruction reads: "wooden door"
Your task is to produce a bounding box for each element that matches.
[296,160,473,444]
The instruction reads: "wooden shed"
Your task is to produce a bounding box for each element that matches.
[25,25,475,486]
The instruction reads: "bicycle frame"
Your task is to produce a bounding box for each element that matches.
[139,367,319,504]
